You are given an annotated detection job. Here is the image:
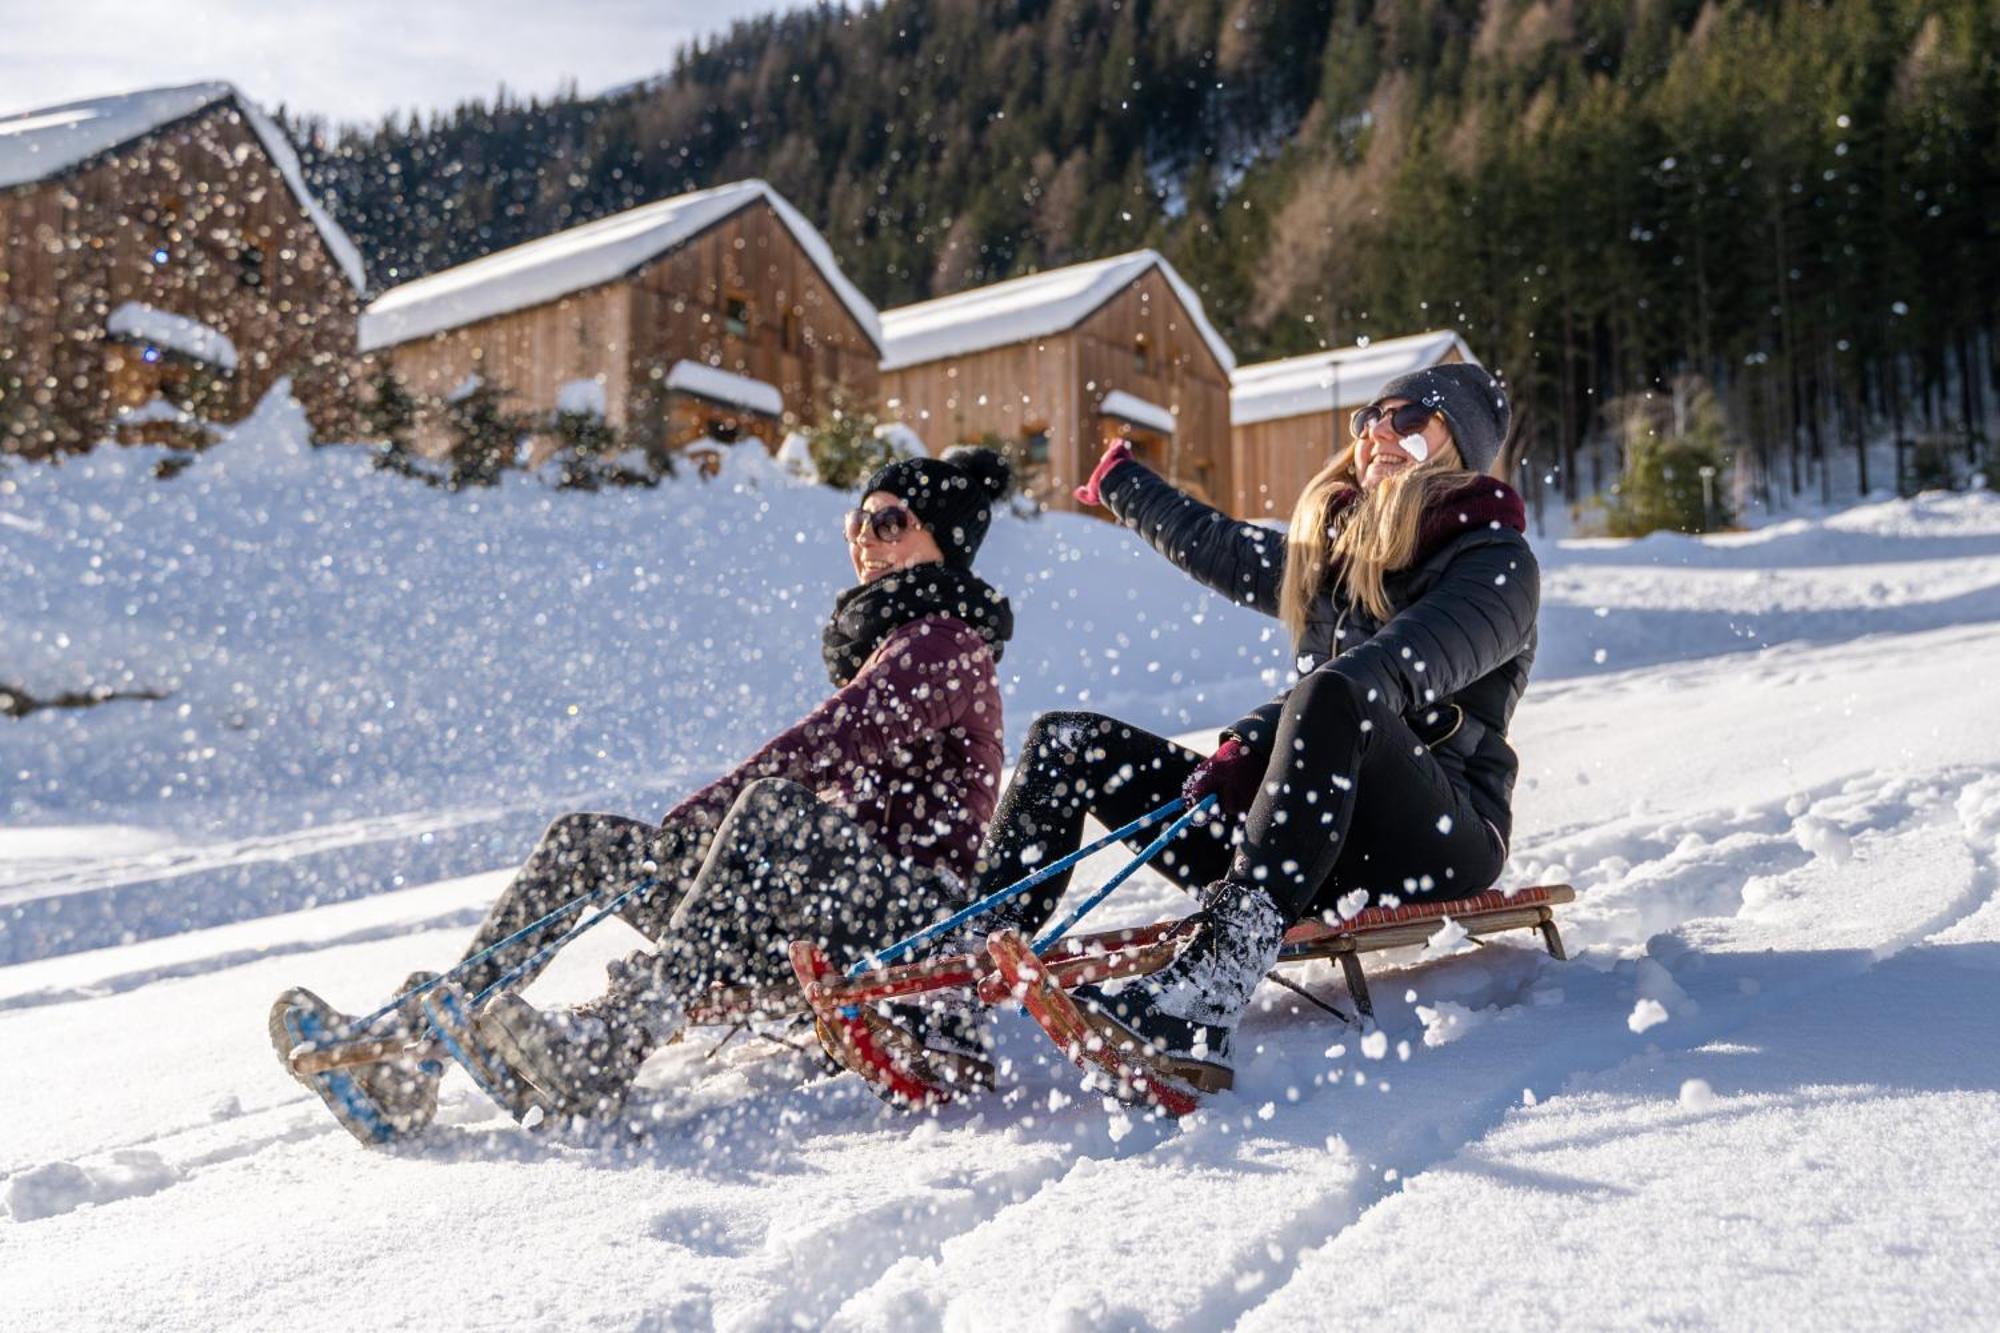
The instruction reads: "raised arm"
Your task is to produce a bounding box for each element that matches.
[1227,530,1539,752]
[1098,458,1287,618]
[664,617,992,827]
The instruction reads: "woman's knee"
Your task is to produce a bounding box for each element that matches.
[542,811,600,842]
[1024,710,1125,760]
[731,777,814,816]
[1285,671,1379,735]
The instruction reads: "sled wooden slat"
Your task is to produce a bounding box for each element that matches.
[1274,883,1575,1017]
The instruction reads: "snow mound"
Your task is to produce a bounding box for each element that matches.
[5,1152,179,1222]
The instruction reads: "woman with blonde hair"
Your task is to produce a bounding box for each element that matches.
[954,363,1537,1102]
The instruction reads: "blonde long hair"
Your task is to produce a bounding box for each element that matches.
[1279,434,1473,637]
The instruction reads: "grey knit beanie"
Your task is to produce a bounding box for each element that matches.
[1367,363,1512,475]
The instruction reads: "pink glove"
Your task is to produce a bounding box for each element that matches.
[1181,737,1263,819]
[1073,440,1135,508]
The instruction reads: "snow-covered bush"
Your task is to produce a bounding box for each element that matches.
[801,408,899,490]
[1902,433,1964,496]
[1604,377,1735,536]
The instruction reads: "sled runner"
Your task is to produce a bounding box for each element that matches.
[789,939,995,1108]
[987,927,1222,1116]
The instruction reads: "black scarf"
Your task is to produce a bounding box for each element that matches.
[821,565,1014,686]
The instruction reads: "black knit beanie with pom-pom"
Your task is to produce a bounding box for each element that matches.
[862,445,1013,569]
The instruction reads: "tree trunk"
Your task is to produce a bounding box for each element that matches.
[1889,351,1908,495]
[1959,330,1981,459]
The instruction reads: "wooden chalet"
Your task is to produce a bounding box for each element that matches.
[877,251,1236,512]
[359,179,882,463]
[1230,330,1478,518]
[0,82,367,455]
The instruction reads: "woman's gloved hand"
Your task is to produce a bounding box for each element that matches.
[1181,737,1263,820]
[1073,439,1135,508]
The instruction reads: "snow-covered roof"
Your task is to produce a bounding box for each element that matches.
[360,179,882,354]
[0,82,367,293]
[106,302,240,370]
[1099,390,1175,435]
[1230,330,1477,427]
[665,361,784,417]
[880,249,1236,374]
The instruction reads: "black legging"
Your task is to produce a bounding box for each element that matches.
[455,779,960,1021]
[976,675,1504,932]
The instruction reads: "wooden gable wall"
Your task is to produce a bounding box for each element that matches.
[624,199,880,451]
[1,99,360,456]
[1072,266,1232,509]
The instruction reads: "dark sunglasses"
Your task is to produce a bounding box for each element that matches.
[1350,401,1437,439]
[843,505,920,543]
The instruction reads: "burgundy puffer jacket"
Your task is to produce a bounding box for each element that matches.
[665,615,1004,883]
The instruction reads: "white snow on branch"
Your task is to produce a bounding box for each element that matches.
[873,422,929,458]
[555,377,608,418]
[105,302,238,370]
[360,180,882,353]
[114,398,194,425]
[665,362,783,418]
[880,249,1236,373]
[1098,390,1175,436]
[1230,330,1477,427]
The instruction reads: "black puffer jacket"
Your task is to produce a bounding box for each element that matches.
[1100,461,1539,845]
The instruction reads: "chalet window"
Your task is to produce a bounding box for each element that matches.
[1134,334,1152,374]
[706,414,742,444]
[724,294,751,339]
[237,244,264,289]
[1023,427,1051,464]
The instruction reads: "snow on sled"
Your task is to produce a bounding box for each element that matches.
[991,885,1577,1117]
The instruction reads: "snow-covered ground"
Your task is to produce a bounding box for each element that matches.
[3,398,1995,1328]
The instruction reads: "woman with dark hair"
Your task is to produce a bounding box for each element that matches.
[273,446,1016,1142]
[967,364,1538,1107]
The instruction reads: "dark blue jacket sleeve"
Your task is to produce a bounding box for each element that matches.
[1100,460,1286,617]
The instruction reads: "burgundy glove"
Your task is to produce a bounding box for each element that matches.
[1073,440,1135,508]
[1181,737,1263,820]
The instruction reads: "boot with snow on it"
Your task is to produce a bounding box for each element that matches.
[469,989,661,1123]
[269,972,443,1147]
[791,940,993,1109]
[994,881,1285,1116]
[421,980,555,1123]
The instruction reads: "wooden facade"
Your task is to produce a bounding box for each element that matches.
[1231,334,1473,519]
[367,191,880,460]
[879,259,1234,514]
[0,91,362,457]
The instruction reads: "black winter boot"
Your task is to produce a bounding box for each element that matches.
[1068,881,1286,1074]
